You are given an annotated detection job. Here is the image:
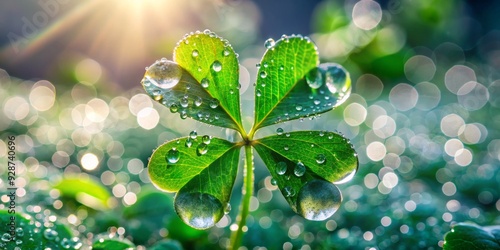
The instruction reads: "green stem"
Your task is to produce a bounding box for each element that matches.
[229,144,254,249]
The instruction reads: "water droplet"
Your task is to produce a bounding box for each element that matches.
[142,59,182,89]
[260,71,267,79]
[279,65,284,71]
[284,186,295,197]
[296,180,342,221]
[60,238,71,249]
[276,162,287,175]
[295,104,303,111]
[166,148,180,164]
[192,49,199,57]
[197,143,208,155]
[256,90,262,97]
[201,78,210,88]
[15,228,23,237]
[43,228,58,240]
[189,130,198,139]
[229,89,235,94]
[212,60,222,72]
[271,178,278,185]
[1,233,11,242]
[285,133,291,137]
[185,138,192,148]
[202,135,211,144]
[180,97,189,108]
[180,111,188,119]
[314,99,321,105]
[294,162,306,177]
[175,192,224,229]
[284,145,289,151]
[276,128,284,135]
[209,99,219,109]
[223,48,231,57]
[194,97,203,107]
[224,203,232,214]
[264,38,275,49]
[319,131,325,137]
[16,239,22,245]
[315,154,326,164]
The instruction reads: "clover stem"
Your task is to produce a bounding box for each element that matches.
[229,144,254,249]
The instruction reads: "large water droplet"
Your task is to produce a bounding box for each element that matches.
[315,154,326,164]
[306,67,323,89]
[175,192,224,229]
[297,180,342,221]
[264,38,275,49]
[276,128,284,135]
[189,130,198,139]
[197,143,208,155]
[276,162,287,175]
[294,162,306,177]
[212,61,222,72]
[166,148,180,164]
[142,59,182,89]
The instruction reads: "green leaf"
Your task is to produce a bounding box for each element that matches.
[148,136,241,229]
[253,130,358,220]
[141,30,243,131]
[53,175,112,210]
[149,239,183,250]
[254,35,351,129]
[92,234,135,250]
[0,210,78,249]
[443,223,500,250]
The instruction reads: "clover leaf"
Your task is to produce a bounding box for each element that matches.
[141,30,358,249]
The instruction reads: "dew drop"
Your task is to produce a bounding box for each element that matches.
[256,90,262,97]
[142,59,182,89]
[260,71,267,79]
[197,143,208,155]
[306,67,323,89]
[180,111,188,119]
[276,128,284,135]
[60,238,71,249]
[201,78,210,88]
[180,97,189,108]
[43,228,58,240]
[202,135,211,144]
[279,65,284,71]
[295,104,303,111]
[194,97,203,107]
[212,60,222,72]
[271,178,278,186]
[224,203,232,214]
[314,99,321,105]
[264,38,275,49]
[175,192,224,229]
[284,186,295,197]
[223,48,231,57]
[192,49,199,58]
[209,99,220,109]
[276,162,287,175]
[189,130,198,139]
[284,145,289,151]
[166,148,180,164]
[185,138,192,148]
[315,154,326,164]
[294,162,306,177]
[1,233,11,242]
[296,180,342,221]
